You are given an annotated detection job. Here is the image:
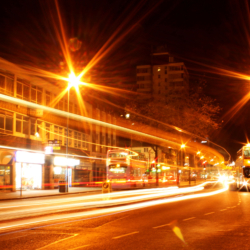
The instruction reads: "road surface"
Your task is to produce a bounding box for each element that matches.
[0,185,247,249]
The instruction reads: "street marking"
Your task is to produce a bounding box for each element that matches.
[36,234,78,250]
[227,207,231,209]
[69,245,90,250]
[183,217,195,221]
[153,223,170,229]
[204,212,214,215]
[220,209,227,211]
[113,231,139,239]
[231,206,236,208]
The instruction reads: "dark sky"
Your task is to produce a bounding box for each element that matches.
[0,0,250,159]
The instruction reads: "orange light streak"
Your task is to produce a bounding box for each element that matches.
[0,183,228,233]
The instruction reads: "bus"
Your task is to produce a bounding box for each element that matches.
[106,149,147,189]
[234,145,250,190]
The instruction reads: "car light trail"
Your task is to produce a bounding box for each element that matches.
[0,186,204,219]
[0,181,216,212]
[0,182,228,232]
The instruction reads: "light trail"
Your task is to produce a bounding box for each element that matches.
[0,93,182,147]
[0,186,205,220]
[0,182,218,211]
[0,183,228,233]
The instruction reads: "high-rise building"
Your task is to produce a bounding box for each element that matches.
[136,56,189,100]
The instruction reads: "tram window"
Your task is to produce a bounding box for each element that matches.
[243,168,250,177]
[108,152,127,158]
[244,149,250,159]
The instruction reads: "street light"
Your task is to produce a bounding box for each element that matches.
[66,71,81,192]
[125,113,130,119]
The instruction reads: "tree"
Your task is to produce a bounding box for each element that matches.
[125,89,221,138]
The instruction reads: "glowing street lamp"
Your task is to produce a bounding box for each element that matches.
[181,144,185,149]
[68,72,81,89]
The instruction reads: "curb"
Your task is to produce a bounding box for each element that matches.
[0,189,102,201]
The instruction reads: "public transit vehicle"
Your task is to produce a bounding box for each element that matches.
[106,149,147,189]
[234,145,250,190]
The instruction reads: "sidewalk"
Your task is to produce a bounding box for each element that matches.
[0,180,212,201]
[0,187,102,201]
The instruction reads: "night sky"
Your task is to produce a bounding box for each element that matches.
[0,0,249,160]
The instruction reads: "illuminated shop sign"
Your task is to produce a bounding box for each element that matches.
[45,146,53,154]
[15,151,45,164]
[54,157,80,167]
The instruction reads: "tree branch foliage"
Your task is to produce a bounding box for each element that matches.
[125,89,221,138]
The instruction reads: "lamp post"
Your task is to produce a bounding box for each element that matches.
[66,72,81,192]
[66,88,70,192]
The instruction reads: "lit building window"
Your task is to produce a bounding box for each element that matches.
[0,114,13,133]
[74,131,78,148]
[45,91,51,106]
[46,123,50,141]
[17,79,30,101]
[31,85,42,104]
[78,132,81,148]
[16,114,29,135]
[0,72,14,96]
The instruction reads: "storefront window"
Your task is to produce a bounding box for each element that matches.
[15,163,42,190]
[0,166,11,188]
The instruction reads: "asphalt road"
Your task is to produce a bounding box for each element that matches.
[0,187,247,250]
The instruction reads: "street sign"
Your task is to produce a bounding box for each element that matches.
[102,181,112,193]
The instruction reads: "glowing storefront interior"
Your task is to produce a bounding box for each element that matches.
[15,151,45,190]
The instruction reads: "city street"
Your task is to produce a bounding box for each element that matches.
[0,0,249,249]
[0,186,247,249]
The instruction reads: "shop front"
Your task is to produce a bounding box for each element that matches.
[15,151,45,190]
[0,149,15,191]
[53,156,80,188]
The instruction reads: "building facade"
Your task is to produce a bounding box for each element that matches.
[0,65,116,191]
[136,57,189,100]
